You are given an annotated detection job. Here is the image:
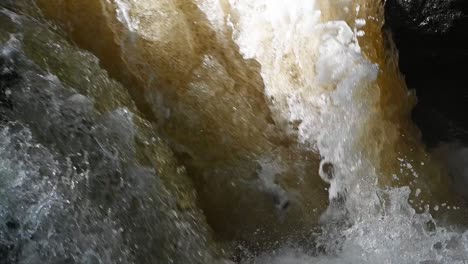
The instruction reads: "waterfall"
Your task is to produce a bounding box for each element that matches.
[1,1,468,263]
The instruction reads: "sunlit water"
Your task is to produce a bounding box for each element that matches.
[1,0,468,263]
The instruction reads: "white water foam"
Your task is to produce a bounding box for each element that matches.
[197,1,468,262]
[244,187,468,264]
[226,0,379,211]
[104,0,468,262]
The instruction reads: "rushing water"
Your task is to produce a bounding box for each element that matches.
[0,7,225,263]
[1,0,468,263]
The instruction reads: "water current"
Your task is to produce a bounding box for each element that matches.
[1,1,468,263]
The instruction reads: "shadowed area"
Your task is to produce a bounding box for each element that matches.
[385,0,468,147]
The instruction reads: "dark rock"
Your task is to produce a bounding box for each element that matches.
[385,0,468,147]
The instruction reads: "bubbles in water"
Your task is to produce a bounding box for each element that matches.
[245,187,468,264]
[4,0,468,263]
[0,8,224,263]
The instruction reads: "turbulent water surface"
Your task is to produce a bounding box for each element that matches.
[1,0,468,263]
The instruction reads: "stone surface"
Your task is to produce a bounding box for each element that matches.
[385,0,468,146]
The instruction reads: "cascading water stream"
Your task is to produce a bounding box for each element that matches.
[0,8,225,263]
[1,0,468,263]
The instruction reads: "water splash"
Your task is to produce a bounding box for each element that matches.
[0,9,224,263]
[4,0,468,263]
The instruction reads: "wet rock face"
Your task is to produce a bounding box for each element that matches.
[385,0,468,147]
[0,9,225,263]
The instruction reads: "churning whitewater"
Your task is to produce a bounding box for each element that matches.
[1,0,467,263]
